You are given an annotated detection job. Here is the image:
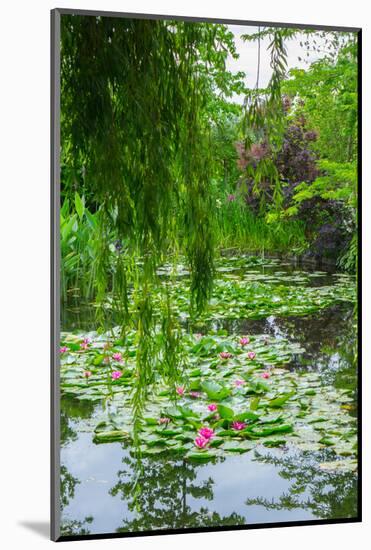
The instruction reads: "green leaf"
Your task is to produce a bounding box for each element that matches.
[263,439,287,447]
[250,397,260,410]
[75,192,85,220]
[268,392,295,408]
[249,424,293,437]
[217,404,234,420]
[189,368,201,377]
[143,417,158,425]
[93,430,130,443]
[201,380,231,401]
[222,441,250,453]
[92,354,104,366]
[186,451,217,462]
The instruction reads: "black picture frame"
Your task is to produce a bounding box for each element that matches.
[51,8,362,542]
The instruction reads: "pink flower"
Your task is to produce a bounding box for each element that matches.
[231,421,247,431]
[239,337,249,346]
[189,391,201,399]
[199,427,214,440]
[112,352,122,362]
[59,346,68,354]
[83,370,92,378]
[80,338,90,350]
[219,351,233,360]
[111,370,122,380]
[227,194,236,202]
[234,379,245,387]
[261,372,270,379]
[158,417,171,425]
[207,403,217,412]
[176,386,185,396]
[194,436,208,449]
[247,351,256,360]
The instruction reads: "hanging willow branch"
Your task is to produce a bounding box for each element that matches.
[240,28,290,212]
[60,15,232,428]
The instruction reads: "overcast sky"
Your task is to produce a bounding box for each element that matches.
[226,25,328,103]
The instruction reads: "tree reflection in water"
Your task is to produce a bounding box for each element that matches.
[60,397,95,536]
[110,453,245,532]
[60,464,95,536]
[246,448,357,519]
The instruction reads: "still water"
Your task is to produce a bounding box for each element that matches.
[60,260,358,536]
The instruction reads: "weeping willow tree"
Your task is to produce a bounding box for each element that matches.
[60,14,241,429]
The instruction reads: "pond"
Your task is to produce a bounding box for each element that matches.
[60,255,358,536]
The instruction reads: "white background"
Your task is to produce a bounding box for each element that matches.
[0,0,369,548]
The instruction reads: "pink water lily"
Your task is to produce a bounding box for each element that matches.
[112,352,122,362]
[239,337,250,346]
[247,351,256,360]
[261,372,271,379]
[231,421,247,431]
[176,386,185,396]
[59,346,68,354]
[158,417,171,425]
[234,379,245,387]
[111,370,122,380]
[219,351,233,360]
[207,403,217,412]
[80,338,90,350]
[189,391,201,399]
[194,436,208,449]
[83,370,92,378]
[199,427,214,440]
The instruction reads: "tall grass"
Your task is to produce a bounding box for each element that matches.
[215,196,308,254]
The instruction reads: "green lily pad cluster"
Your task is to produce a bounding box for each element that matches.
[101,256,355,322]
[169,277,355,321]
[60,330,357,463]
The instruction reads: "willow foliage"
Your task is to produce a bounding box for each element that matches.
[60,15,237,425]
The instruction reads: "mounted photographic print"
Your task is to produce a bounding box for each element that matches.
[51,8,361,541]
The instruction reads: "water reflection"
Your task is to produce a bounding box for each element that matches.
[60,399,96,536]
[111,454,245,532]
[246,448,358,520]
[60,465,94,536]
